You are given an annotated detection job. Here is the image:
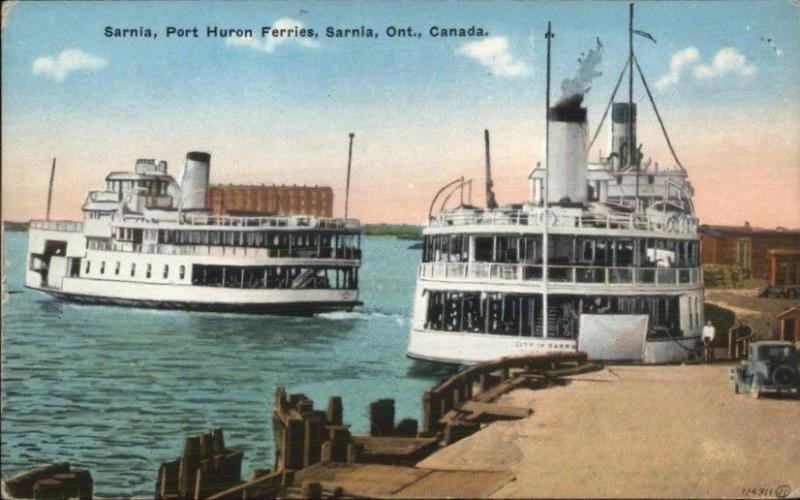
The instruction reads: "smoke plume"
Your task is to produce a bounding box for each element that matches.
[557,38,604,107]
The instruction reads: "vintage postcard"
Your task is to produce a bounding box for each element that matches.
[2,0,798,498]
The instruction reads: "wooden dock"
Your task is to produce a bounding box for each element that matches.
[3,353,599,499]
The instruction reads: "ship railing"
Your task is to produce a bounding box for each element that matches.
[429,209,698,235]
[107,242,361,260]
[179,214,361,231]
[419,262,702,286]
[29,220,84,232]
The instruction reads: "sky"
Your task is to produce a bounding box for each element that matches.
[2,0,799,226]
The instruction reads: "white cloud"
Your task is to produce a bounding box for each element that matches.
[655,47,699,90]
[225,18,319,53]
[32,49,107,81]
[457,36,530,77]
[692,47,756,79]
[656,46,756,90]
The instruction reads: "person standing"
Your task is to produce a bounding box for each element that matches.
[701,321,716,362]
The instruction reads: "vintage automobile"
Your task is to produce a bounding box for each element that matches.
[730,341,800,398]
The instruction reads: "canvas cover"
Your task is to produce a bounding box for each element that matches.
[578,314,649,361]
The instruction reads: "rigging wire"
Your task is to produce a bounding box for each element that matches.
[633,52,686,172]
[588,60,628,151]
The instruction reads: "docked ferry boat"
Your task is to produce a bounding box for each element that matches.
[25,152,361,314]
[408,12,703,364]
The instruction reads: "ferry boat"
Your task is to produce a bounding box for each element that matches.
[408,8,703,364]
[25,152,362,315]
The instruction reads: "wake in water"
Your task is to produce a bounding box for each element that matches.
[318,309,407,324]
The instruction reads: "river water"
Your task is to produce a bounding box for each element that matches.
[1,229,454,497]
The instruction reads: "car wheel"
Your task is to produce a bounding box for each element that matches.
[772,365,798,390]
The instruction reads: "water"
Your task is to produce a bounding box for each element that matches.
[1,230,455,497]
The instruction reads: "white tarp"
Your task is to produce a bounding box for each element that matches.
[578,314,649,361]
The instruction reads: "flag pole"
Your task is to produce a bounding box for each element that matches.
[46,158,56,221]
[344,133,354,219]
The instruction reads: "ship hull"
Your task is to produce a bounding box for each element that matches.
[31,287,361,316]
[407,327,699,365]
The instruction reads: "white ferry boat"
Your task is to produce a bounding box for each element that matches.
[25,152,361,315]
[408,10,703,364]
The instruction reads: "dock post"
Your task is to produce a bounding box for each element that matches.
[326,396,343,426]
[285,417,306,470]
[178,436,201,498]
[369,399,395,436]
[421,390,440,434]
[303,412,325,467]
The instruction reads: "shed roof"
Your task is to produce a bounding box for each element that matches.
[777,306,800,320]
[700,224,800,238]
[767,248,800,257]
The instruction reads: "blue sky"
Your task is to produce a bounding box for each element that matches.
[2,0,799,225]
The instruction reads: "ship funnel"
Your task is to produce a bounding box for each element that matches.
[611,103,637,170]
[179,152,211,210]
[547,102,588,204]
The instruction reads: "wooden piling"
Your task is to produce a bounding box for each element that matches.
[33,478,62,500]
[395,418,418,437]
[2,463,71,498]
[328,426,351,462]
[285,417,306,470]
[178,436,201,497]
[369,399,396,437]
[302,480,323,499]
[327,396,343,426]
[303,411,326,467]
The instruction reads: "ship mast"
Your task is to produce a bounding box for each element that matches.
[484,130,498,209]
[542,22,554,339]
[629,3,639,211]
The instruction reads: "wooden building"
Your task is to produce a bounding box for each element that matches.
[767,248,800,288]
[699,224,800,280]
[208,185,334,218]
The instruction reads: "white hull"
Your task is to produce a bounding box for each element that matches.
[407,327,697,365]
[29,277,359,314]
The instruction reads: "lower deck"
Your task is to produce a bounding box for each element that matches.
[409,281,704,364]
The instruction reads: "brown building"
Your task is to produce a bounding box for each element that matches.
[767,249,800,288]
[699,224,800,280]
[208,185,334,218]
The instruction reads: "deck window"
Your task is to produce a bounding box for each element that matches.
[131,263,136,277]
[146,264,152,279]
[179,265,185,280]
[423,291,681,339]
[115,262,120,275]
[100,261,106,274]
[85,261,91,274]
[163,265,169,279]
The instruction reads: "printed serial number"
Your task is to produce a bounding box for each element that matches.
[741,485,791,498]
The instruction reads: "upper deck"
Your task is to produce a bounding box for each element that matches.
[425,206,698,239]
[115,213,361,232]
